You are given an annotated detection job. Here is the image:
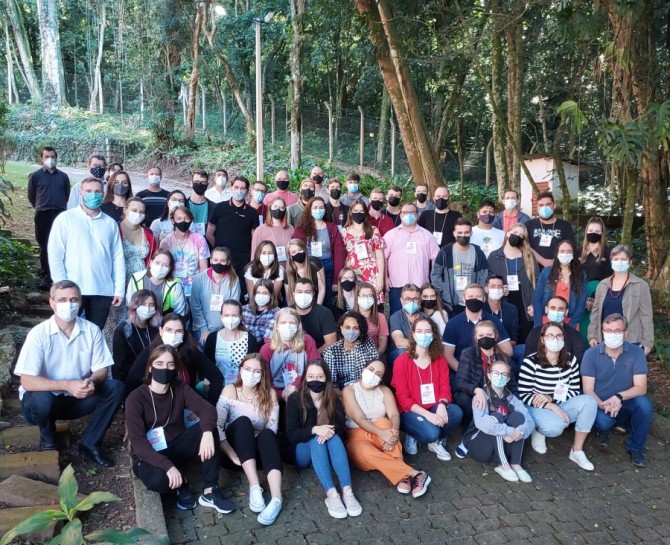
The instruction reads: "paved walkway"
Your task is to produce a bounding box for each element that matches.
[164,431,670,544]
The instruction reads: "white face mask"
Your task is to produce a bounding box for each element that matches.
[136,305,156,321]
[488,288,504,301]
[545,338,565,353]
[611,260,630,273]
[558,253,573,265]
[254,293,271,307]
[148,174,161,186]
[168,200,183,211]
[278,323,298,341]
[222,316,241,330]
[161,331,183,347]
[357,296,375,310]
[150,263,169,280]
[260,254,275,267]
[504,199,517,210]
[240,369,262,388]
[215,176,227,187]
[44,157,57,169]
[361,368,381,389]
[603,332,625,349]
[55,302,79,322]
[126,211,145,225]
[294,293,313,309]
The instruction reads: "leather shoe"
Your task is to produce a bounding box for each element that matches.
[79,442,114,468]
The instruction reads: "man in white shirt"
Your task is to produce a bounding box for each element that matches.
[15,280,124,466]
[48,177,125,330]
[470,199,505,258]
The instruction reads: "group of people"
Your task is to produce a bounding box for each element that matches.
[16,146,655,526]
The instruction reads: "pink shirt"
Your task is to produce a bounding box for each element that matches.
[383,224,439,288]
[263,190,299,207]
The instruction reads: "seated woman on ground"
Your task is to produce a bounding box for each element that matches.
[243,279,280,345]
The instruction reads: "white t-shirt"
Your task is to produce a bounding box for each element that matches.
[471,226,505,258]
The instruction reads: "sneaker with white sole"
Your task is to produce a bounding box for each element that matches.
[569,449,594,471]
[404,434,418,455]
[494,466,519,482]
[531,430,547,454]
[427,441,451,461]
[342,489,362,517]
[198,486,236,514]
[514,468,533,483]
[176,483,196,510]
[455,442,467,459]
[411,471,431,498]
[257,497,282,526]
[249,484,265,513]
[396,476,412,494]
[325,493,347,519]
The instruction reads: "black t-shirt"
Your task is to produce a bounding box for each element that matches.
[524,323,585,363]
[101,202,124,223]
[526,217,576,262]
[208,200,258,268]
[418,210,462,247]
[136,188,169,227]
[383,209,402,228]
[581,247,612,282]
[296,304,336,349]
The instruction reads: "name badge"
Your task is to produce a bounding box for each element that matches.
[455,275,469,291]
[354,242,369,260]
[192,222,206,236]
[539,233,553,247]
[146,427,168,452]
[310,241,323,257]
[554,381,569,403]
[210,294,224,312]
[174,261,188,278]
[406,241,417,255]
[433,231,443,245]
[276,246,287,262]
[507,274,520,291]
[420,383,436,405]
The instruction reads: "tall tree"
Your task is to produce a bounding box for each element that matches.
[4,0,42,101]
[185,0,206,138]
[88,1,106,113]
[289,0,306,169]
[36,0,66,106]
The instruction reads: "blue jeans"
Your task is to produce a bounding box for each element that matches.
[295,435,352,492]
[321,257,334,310]
[389,288,402,317]
[511,344,525,378]
[527,395,597,437]
[593,395,653,453]
[400,404,463,443]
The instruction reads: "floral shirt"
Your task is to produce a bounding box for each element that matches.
[343,226,384,301]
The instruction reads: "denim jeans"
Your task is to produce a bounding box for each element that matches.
[321,256,334,310]
[389,288,402,317]
[294,434,352,492]
[400,404,463,444]
[527,394,598,437]
[593,395,653,453]
[511,344,525,378]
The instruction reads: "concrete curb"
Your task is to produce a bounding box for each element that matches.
[129,454,168,539]
[651,412,670,443]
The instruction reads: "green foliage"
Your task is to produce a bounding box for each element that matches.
[597,120,646,167]
[0,177,14,225]
[0,238,34,288]
[557,101,588,134]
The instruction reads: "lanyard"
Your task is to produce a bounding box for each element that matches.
[149,387,173,430]
[415,360,434,387]
[432,212,448,234]
[133,325,150,353]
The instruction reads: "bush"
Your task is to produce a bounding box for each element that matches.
[0,239,35,288]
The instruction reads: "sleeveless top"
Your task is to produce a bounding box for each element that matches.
[346,382,386,428]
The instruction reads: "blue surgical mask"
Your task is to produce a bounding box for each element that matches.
[83,192,103,210]
[611,260,630,273]
[538,206,554,220]
[232,189,247,201]
[252,190,265,203]
[402,213,417,226]
[403,301,420,315]
[490,374,508,389]
[414,332,433,348]
[348,184,359,194]
[547,309,565,322]
[311,208,326,220]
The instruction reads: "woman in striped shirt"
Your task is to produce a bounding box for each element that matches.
[518,322,597,471]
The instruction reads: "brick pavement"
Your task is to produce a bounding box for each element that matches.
[164,431,670,544]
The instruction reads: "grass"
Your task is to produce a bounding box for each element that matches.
[2,160,35,189]
[2,161,39,239]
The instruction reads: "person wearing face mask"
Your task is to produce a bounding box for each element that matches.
[518,322,597,470]
[492,189,530,232]
[525,191,576,269]
[127,249,187,316]
[582,313,652,467]
[392,316,463,461]
[418,185,462,248]
[244,241,285,300]
[125,313,223,404]
[431,217,488,316]
[186,170,214,236]
[587,245,653,355]
[136,166,170,227]
[533,240,587,328]
[470,199,505,258]
[419,283,449,336]
[413,183,434,217]
[383,185,403,227]
[67,154,108,209]
[310,166,329,199]
[28,146,71,287]
[205,168,232,204]
[248,180,268,225]
[343,360,431,498]
[284,239,327,307]
[287,179,316,226]
[388,284,423,370]
[101,170,134,222]
[203,300,259,384]
[191,247,242,345]
[291,277,337,354]
[160,206,210,298]
[353,282,389,356]
[14,280,125,463]
[325,179,349,226]
[366,187,394,236]
[151,190,187,243]
[112,290,161,382]
[216,354,283,525]
[458,360,534,483]
[384,203,440,316]
[340,172,368,207]
[484,275,520,351]
[330,268,358,321]
[263,170,299,206]
[243,279,280,344]
[119,198,159,282]
[285,360,363,519]
[125,345,236,514]
[48,178,126,331]
[259,308,320,401]
[251,197,295,267]
[323,312,378,390]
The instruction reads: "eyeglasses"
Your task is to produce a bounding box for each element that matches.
[491,371,510,379]
[544,334,565,341]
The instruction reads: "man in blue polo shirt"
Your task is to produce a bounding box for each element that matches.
[442,283,513,371]
[581,313,652,468]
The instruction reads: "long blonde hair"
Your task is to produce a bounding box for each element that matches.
[506,222,536,288]
[233,353,275,420]
[270,307,306,352]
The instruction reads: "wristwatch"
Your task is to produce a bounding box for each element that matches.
[615,393,624,403]
[440,400,449,408]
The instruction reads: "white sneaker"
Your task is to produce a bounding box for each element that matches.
[248,485,265,513]
[325,493,347,519]
[569,449,595,471]
[257,497,282,525]
[341,489,362,517]
[427,441,451,461]
[531,431,547,454]
[404,434,418,455]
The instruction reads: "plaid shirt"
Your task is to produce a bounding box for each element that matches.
[242,305,279,345]
[323,338,379,390]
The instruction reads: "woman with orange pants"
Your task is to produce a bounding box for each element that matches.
[342,359,431,499]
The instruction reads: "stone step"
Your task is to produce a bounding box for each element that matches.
[0,426,40,449]
[0,450,60,484]
[0,475,84,508]
[0,504,58,542]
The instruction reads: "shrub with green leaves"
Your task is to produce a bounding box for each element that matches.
[0,238,35,288]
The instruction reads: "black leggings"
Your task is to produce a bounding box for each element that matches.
[467,411,526,466]
[225,416,283,473]
[132,424,220,494]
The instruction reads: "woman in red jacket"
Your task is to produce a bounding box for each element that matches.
[391,314,463,461]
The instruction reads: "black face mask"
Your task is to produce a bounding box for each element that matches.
[370,200,384,211]
[276,180,290,190]
[465,298,484,313]
[90,165,106,179]
[422,299,437,310]
[152,367,177,385]
[388,196,401,207]
[351,212,366,224]
[416,193,428,203]
[301,189,315,200]
[271,208,286,220]
[330,188,342,200]
[192,183,208,196]
[586,232,602,243]
[313,175,324,184]
[341,280,356,292]
[306,380,326,393]
[508,233,524,248]
[211,262,230,274]
[435,198,449,211]
[477,336,496,350]
[292,251,306,264]
[174,220,192,233]
[456,236,471,246]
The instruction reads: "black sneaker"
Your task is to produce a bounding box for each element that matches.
[596,431,609,447]
[176,483,196,510]
[198,486,236,514]
[628,450,647,468]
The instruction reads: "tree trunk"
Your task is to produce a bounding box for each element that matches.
[621,165,638,245]
[89,1,105,113]
[289,0,306,169]
[376,87,389,167]
[36,0,66,106]
[5,0,41,100]
[551,120,572,221]
[490,0,509,196]
[505,14,523,190]
[185,1,205,139]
